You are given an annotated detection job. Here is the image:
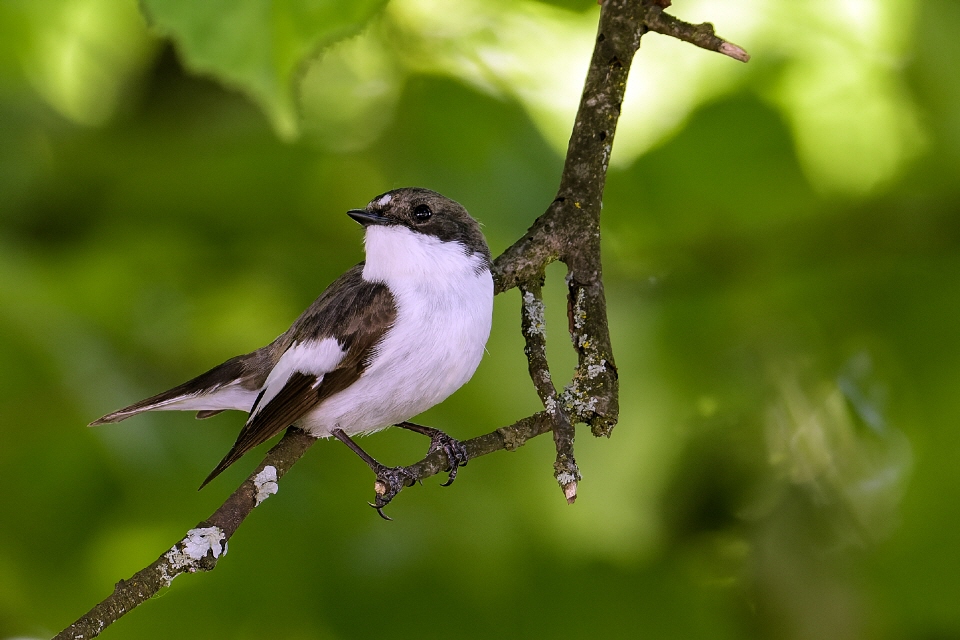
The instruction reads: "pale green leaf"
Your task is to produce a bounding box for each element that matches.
[141,0,387,138]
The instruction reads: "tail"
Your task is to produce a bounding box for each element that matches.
[90,354,260,425]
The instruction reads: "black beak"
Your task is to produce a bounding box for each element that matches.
[347,209,390,227]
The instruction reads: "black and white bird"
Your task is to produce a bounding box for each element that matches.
[92,188,493,514]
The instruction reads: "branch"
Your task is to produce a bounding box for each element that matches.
[520,282,580,503]
[54,428,319,640]
[55,1,748,637]
[55,416,558,640]
[642,4,750,62]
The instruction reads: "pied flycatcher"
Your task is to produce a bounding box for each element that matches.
[92,188,494,514]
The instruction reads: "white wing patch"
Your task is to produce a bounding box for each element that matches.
[251,338,345,417]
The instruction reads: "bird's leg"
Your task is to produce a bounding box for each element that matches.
[331,428,415,521]
[396,421,468,487]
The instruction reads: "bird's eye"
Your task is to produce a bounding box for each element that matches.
[413,204,432,222]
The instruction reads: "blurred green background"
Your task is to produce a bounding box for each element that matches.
[1,0,959,638]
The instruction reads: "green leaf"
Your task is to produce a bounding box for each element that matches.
[141,0,387,139]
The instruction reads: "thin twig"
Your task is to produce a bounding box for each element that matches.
[643,5,750,62]
[520,282,580,502]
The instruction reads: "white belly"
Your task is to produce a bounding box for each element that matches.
[299,266,493,436]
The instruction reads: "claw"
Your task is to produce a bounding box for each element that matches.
[440,464,459,487]
[396,422,469,487]
[368,464,416,520]
[332,428,417,520]
[368,502,393,521]
[427,432,469,487]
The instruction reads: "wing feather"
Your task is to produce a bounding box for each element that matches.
[199,271,396,488]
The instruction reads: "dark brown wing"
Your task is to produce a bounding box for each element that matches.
[199,270,396,488]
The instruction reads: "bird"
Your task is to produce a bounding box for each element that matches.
[91,188,494,516]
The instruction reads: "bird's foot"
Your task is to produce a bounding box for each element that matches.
[398,422,468,486]
[332,428,416,520]
[369,464,417,521]
[428,432,468,487]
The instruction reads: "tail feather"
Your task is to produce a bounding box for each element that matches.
[90,354,260,426]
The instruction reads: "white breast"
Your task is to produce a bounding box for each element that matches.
[299,225,494,436]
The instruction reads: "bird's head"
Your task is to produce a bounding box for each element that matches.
[348,188,491,273]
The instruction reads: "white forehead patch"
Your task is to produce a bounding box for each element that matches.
[376,193,392,207]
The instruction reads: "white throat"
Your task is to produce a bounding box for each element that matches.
[361,225,486,286]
